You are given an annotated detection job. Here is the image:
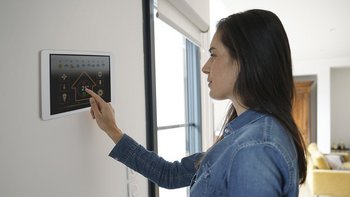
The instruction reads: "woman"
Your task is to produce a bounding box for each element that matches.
[86,9,307,197]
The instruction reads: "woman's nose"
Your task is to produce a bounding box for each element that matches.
[202,61,209,74]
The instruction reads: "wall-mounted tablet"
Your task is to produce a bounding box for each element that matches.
[41,50,112,120]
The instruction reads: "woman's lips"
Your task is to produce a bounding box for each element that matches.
[208,81,212,87]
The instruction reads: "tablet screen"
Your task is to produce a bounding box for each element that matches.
[49,54,111,115]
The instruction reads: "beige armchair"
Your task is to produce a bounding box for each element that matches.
[307,143,350,197]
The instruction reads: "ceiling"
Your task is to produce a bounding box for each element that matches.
[216,0,350,61]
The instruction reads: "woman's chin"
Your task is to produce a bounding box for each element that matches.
[209,92,225,101]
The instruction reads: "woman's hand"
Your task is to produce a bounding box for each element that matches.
[85,88,123,144]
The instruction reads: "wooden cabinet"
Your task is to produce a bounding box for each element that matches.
[292,81,313,145]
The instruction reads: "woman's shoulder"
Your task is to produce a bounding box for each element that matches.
[224,114,298,161]
[227,113,292,142]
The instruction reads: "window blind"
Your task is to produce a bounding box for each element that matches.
[156,0,209,45]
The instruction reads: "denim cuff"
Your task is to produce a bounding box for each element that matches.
[109,134,139,163]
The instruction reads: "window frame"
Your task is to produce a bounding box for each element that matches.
[143,1,158,196]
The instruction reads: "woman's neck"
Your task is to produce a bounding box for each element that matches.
[231,99,247,116]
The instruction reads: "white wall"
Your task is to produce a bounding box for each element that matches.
[331,67,350,149]
[0,0,147,196]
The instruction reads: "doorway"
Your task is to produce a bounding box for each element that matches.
[293,75,317,145]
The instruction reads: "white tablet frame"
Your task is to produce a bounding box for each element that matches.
[41,50,113,120]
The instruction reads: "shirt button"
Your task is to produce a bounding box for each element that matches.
[224,128,229,134]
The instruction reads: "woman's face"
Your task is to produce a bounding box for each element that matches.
[202,31,239,101]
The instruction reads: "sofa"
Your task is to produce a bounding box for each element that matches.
[307,143,350,197]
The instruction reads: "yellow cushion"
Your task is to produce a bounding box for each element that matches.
[343,162,350,169]
[308,143,319,153]
[308,143,330,169]
[311,151,331,169]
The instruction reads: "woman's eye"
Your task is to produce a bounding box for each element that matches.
[209,55,215,62]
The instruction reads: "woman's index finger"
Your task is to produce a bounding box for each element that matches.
[85,88,105,104]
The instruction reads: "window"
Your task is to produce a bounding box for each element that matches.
[142,1,202,196]
[154,16,202,197]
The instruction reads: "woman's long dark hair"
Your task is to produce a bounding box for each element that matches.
[216,9,307,184]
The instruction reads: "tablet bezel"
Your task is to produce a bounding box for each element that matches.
[41,50,113,120]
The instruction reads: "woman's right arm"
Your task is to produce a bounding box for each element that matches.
[86,89,200,188]
[109,134,202,189]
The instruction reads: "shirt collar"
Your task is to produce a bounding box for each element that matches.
[224,109,266,136]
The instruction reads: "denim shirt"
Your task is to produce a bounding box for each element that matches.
[109,110,300,197]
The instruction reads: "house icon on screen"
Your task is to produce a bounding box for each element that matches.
[71,71,96,101]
